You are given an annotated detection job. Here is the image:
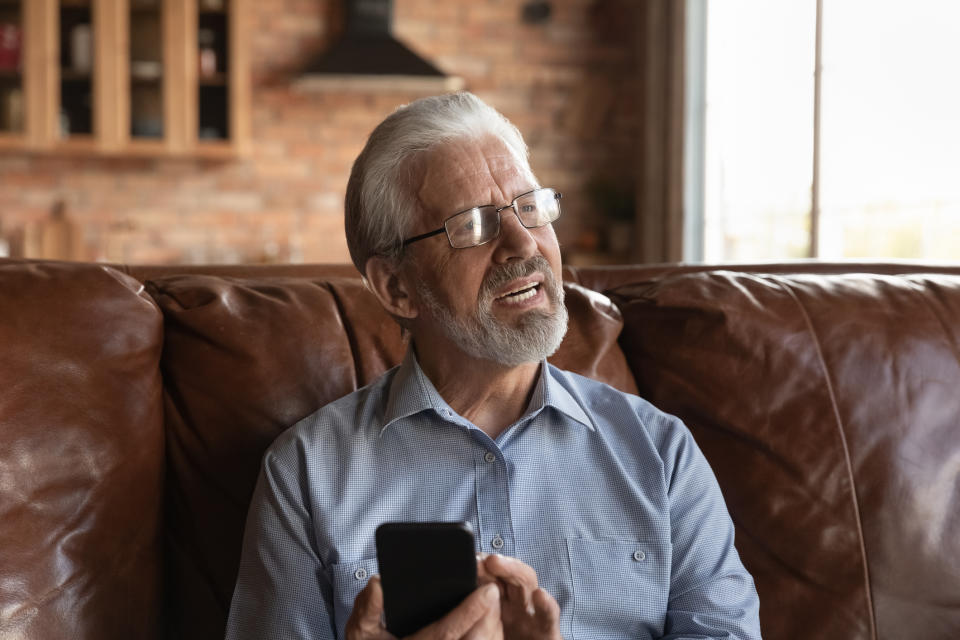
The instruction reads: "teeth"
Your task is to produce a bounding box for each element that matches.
[499,284,538,303]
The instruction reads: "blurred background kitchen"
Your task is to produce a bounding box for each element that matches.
[0,0,957,266]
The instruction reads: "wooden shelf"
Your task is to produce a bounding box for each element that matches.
[198,72,226,86]
[131,74,162,84]
[54,135,98,154]
[60,69,92,82]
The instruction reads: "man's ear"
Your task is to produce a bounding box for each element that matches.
[364,255,419,320]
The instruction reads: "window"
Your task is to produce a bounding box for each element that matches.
[689,0,960,262]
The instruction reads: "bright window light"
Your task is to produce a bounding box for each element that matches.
[819,0,960,260]
[700,0,960,262]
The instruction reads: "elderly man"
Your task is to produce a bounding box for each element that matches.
[226,93,761,639]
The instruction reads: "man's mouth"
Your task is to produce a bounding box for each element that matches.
[496,282,541,303]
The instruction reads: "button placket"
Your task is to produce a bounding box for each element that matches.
[472,433,515,556]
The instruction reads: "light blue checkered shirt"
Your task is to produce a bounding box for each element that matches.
[226,350,761,639]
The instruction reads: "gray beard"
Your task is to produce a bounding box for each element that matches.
[414,256,568,367]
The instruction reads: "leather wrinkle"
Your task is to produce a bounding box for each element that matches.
[8,570,83,622]
[683,409,811,487]
[324,279,368,393]
[771,275,879,640]
[729,508,845,591]
[911,276,960,366]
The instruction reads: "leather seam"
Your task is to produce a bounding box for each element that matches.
[772,275,877,640]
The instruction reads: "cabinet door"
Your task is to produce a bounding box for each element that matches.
[0,0,57,149]
[56,0,98,148]
[162,0,248,156]
[190,0,248,155]
[0,0,26,140]
[125,0,166,152]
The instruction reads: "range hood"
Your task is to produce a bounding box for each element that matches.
[295,0,464,92]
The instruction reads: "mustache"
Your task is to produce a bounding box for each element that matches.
[479,255,557,301]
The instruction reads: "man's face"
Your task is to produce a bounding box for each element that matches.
[402,136,567,367]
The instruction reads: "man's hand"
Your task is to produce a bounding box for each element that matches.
[478,554,562,640]
[345,575,503,640]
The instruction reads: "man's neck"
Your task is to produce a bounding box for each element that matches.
[413,341,541,440]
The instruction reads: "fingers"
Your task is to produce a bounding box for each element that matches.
[480,554,563,639]
[531,588,562,636]
[482,554,539,590]
[462,585,503,640]
[481,554,539,611]
[411,583,501,640]
[345,576,394,640]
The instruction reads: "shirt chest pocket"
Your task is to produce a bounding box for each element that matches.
[566,538,669,640]
[330,558,379,640]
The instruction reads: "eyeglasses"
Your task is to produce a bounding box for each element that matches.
[401,188,562,249]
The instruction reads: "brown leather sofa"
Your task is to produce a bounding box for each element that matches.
[2,258,959,640]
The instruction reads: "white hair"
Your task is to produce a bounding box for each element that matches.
[344,92,532,274]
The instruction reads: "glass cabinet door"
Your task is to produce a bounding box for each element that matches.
[59,0,94,138]
[129,0,163,139]
[0,0,25,134]
[197,0,228,142]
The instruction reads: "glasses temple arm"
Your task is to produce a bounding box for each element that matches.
[401,227,447,246]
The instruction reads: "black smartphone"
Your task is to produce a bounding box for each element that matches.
[375,521,478,637]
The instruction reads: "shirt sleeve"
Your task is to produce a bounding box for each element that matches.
[657,417,763,640]
[225,439,336,640]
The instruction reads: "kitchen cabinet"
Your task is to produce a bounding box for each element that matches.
[0,0,249,157]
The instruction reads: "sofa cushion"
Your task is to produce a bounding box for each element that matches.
[0,261,164,639]
[146,274,635,640]
[610,271,960,640]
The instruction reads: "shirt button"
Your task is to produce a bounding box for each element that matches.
[355,568,368,580]
[484,451,496,463]
[633,550,646,562]
[491,535,504,550]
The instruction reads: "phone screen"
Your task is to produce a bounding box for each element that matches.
[375,521,478,637]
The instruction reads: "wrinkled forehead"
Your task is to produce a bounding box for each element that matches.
[417,136,537,214]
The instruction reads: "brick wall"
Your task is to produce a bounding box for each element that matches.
[0,0,639,265]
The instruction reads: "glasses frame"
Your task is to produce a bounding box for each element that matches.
[401,188,562,249]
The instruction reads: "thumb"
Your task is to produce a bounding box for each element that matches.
[346,575,388,638]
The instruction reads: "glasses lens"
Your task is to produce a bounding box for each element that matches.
[515,189,561,228]
[445,206,499,248]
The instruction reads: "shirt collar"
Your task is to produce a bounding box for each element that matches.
[380,349,444,435]
[540,364,595,431]
[380,349,595,435]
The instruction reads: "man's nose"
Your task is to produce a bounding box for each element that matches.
[492,207,538,263]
